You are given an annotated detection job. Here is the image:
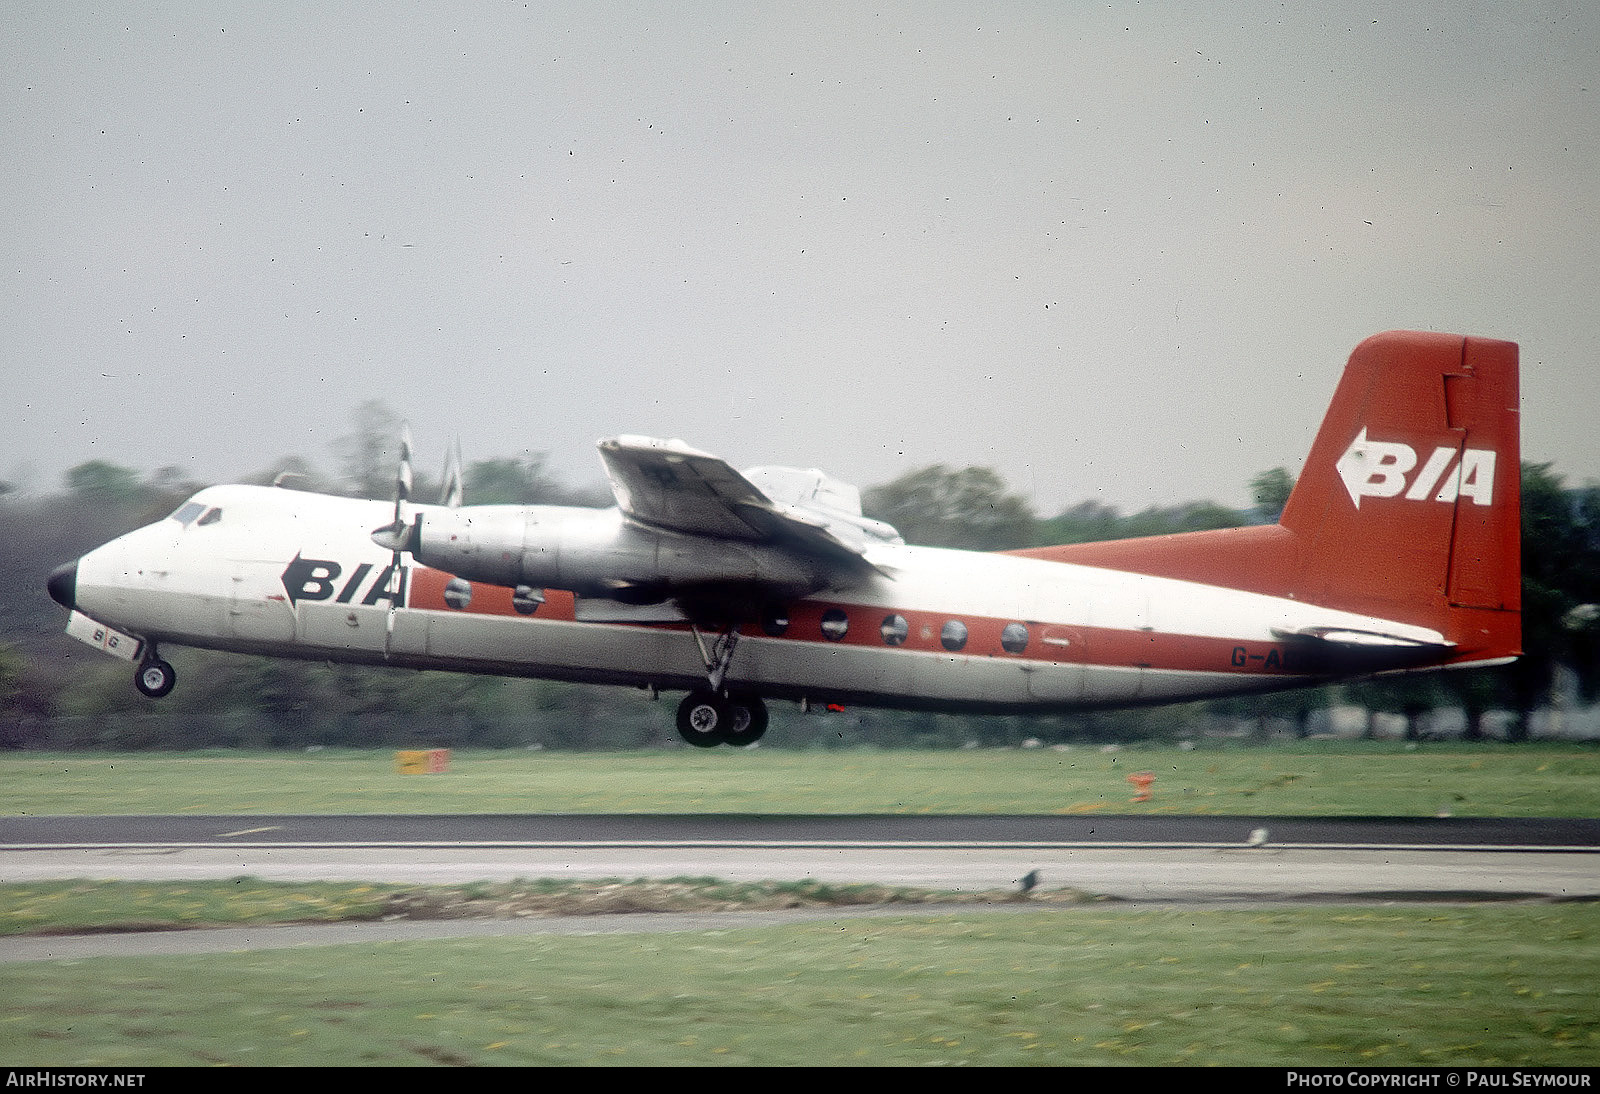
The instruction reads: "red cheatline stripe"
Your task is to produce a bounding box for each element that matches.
[406,567,1306,677]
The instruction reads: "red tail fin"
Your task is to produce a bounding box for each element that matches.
[1014,331,1521,665]
[1283,332,1520,636]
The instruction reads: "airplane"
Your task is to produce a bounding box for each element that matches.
[46,330,1521,747]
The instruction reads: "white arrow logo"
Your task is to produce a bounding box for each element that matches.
[1337,429,1497,509]
[1337,428,1415,508]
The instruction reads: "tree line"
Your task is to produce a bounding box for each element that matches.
[1,403,1595,749]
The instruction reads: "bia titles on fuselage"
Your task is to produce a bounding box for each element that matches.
[47,331,1522,747]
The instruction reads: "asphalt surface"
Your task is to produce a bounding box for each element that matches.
[6,812,1600,848]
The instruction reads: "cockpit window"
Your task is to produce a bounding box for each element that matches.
[169,502,223,528]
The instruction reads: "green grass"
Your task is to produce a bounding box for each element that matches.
[0,877,1076,936]
[3,743,1598,816]
[5,904,1598,1066]
[0,879,401,935]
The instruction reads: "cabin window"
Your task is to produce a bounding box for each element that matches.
[941,620,968,652]
[169,502,206,526]
[196,507,222,526]
[880,614,908,646]
[820,609,849,642]
[762,606,790,637]
[1001,622,1029,654]
[444,577,473,610]
[511,585,543,615]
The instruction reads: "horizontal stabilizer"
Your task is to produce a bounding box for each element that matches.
[1270,626,1455,676]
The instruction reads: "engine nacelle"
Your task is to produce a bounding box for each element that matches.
[411,505,824,601]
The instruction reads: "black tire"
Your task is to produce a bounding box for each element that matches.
[134,659,176,699]
[676,689,731,748]
[723,693,769,747]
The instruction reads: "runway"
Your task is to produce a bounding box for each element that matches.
[4,814,1597,901]
[4,813,1596,964]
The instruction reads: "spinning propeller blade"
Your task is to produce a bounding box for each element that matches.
[370,424,419,554]
[439,435,464,509]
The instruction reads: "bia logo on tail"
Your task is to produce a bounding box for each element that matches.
[1336,429,1497,509]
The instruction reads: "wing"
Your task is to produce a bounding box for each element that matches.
[597,436,898,574]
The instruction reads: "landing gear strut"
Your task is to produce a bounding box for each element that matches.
[134,647,176,699]
[675,624,768,747]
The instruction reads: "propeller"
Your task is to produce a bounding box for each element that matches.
[371,424,419,555]
[370,425,420,659]
[439,435,464,509]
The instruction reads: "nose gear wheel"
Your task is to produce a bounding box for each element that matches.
[134,650,176,699]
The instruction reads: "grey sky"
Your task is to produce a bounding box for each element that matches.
[5,2,1597,514]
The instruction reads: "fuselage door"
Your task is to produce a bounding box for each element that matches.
[219,511,300,643]
[227,561,297,642]
[1025,626,1086,702]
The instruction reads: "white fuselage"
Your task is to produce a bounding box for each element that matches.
[67,484,1445,713]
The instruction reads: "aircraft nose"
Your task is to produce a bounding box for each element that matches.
[47,561,78,610]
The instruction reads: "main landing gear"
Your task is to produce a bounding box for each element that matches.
[134,646,176,699]
[675,623,769,748]
[676,688,769,748]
